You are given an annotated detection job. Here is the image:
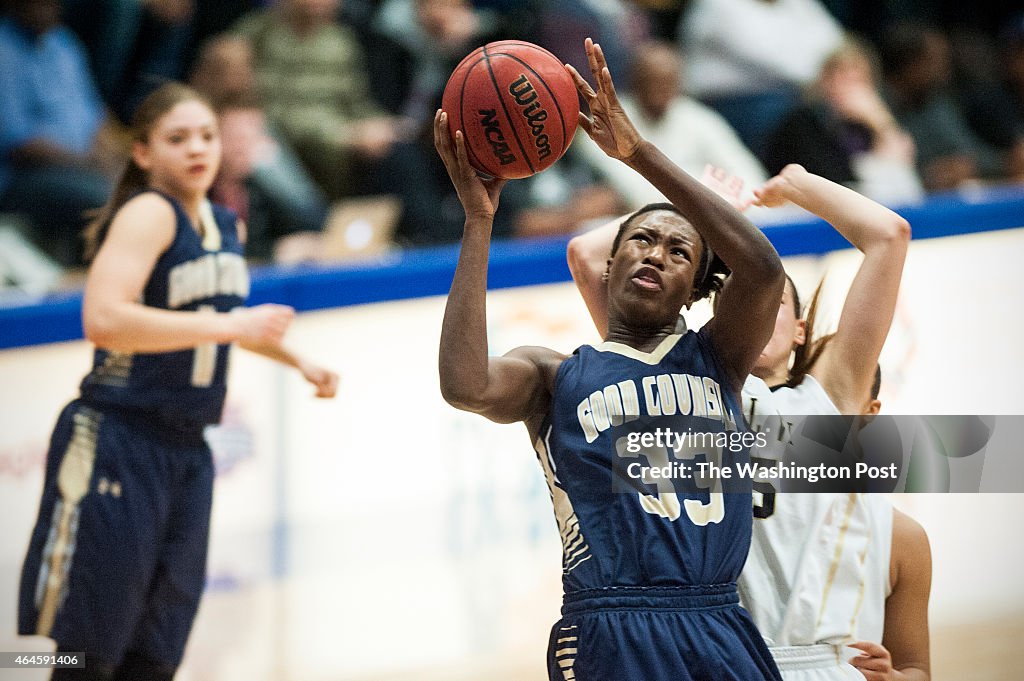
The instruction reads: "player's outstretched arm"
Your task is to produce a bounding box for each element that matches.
[434,110,563,424]
[753,165,910,412]
[238,340,339,398]
[567,39,784,392]
[850,508,931,681]
[83,193,295,353]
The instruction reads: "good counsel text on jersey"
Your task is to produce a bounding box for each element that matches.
[534,330,781,681]
[80,191,249,431]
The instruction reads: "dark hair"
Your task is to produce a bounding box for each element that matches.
[609,203,729,302]
[210,89,264,114]
[788,278,885,406]
[83,83,214,260]
[879,21,938,78]
[870,364,882,401]
[785,273,801,319]
[786,278,833,389]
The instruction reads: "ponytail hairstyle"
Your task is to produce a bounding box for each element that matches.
[83,83,214,260]
[786,276,836,389]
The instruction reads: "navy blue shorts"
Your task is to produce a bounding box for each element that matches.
[19,400,214,669]
[547,585,782,681]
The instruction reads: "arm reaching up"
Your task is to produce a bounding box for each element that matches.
[433,110,564,424]
[567,40,784,392]
[753,164,910,412]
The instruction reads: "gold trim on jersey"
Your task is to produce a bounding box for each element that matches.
[199,199,221,251]
[36,407,101,637]
[88,351,134,387]
[848,494,872,635]
[593,333,682,365]
[814,493,858,633]
[535,427,592,575]
[554,624,579,680]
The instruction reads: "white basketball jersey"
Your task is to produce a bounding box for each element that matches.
[738,375,893,648]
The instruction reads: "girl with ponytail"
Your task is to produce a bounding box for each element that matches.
[20,82,337,681]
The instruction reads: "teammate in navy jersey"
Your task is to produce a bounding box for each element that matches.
[18,83,337,681]
[435,39,785,680]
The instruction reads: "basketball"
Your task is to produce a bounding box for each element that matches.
[441,40,579,179]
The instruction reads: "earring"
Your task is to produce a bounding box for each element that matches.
[601,271,609,283]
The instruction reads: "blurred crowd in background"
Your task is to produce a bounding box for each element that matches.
[1,0,1023,289]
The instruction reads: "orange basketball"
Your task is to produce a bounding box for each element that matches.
[441,40,579,179]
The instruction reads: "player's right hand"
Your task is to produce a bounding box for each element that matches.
[234,304,295,346]
[433,109,506,222]
[849,640,898,680]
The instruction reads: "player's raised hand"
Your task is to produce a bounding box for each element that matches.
[752,163,808,208]
[849,641,897,680]
[433,109,507,221]
[234,304,294,346]
[566,38,642,162]
[298,359,339,398]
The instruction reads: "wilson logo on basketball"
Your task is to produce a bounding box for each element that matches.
[478,109,516,166]
[508,74,552,160]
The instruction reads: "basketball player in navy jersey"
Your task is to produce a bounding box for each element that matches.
[19,83,337,681]
[435,38,785,680]
[567,162,930,680]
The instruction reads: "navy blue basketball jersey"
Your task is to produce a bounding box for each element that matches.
[80,191,249,431]
[535,328,754,593]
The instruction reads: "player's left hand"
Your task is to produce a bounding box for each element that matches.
[752,164,807,208]
[567,38,642,162]
[299,361,339,399]
[849,640,896,680]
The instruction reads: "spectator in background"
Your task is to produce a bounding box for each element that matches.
[506,153,625,239]
[997,15,1024,179]
[880,22,1007,190]
[363,0,506,245]
[574,41,768,209]
[0,0,122,266]
[535,0,649,83]
[190,36,329,262]
[230,0,406,200]
[61,0,194,122]
[949,16,1024,182]
[763,36,923,204]
[678,0,844,157]
[369,0,501,126]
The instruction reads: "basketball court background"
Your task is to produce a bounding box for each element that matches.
[1,211,1022,679]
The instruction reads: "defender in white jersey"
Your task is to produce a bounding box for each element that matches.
[568,165,930,681]
[741,372,931,681]
[730,166,929,681]
[741,374,891,680]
